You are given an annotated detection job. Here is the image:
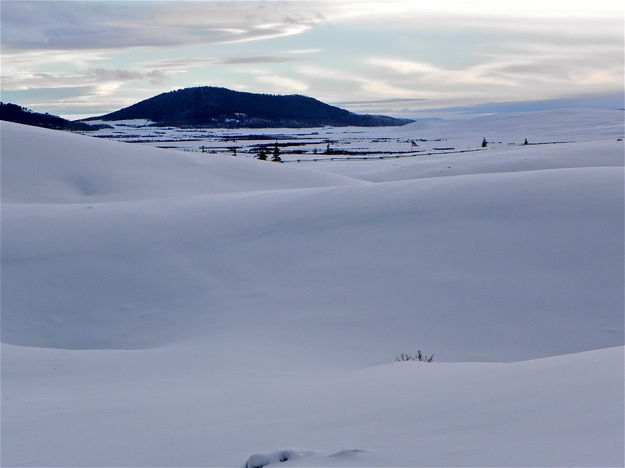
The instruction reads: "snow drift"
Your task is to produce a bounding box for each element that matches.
[2,122,622,360]
[2,344,622,467]
[1,121,362,203]
[1,110,623,467]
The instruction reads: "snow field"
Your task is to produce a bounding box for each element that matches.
[2,344,622,466]
[1,110,623,467]
[1,121,363,204]
[3,162,622,359]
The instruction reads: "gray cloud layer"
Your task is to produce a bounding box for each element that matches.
[138,56,297,70]
[1,1,332,51]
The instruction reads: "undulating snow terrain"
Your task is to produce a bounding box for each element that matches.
[1,109,623,467]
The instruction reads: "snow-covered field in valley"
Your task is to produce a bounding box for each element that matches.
[1,109,624,467]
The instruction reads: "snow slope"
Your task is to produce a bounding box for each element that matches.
[1,121,362,203]
[296,108,624,182]
[3,166,623,359]
[389,108,624,143]
[2,344,622,467]
[321,139,624,182]
[1,111,623,467]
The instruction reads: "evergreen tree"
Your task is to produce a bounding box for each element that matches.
[272,144,282,162]
[481,138,488,148]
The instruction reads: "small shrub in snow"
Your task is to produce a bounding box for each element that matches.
[396,350,434,362]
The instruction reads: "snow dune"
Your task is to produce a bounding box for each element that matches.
[3,166,623,361]
[1,121,362,203]
[1,111,623,467]
[2,343,622,467]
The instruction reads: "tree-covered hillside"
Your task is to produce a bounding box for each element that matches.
[0,103,110,131]
[84,87,413,127]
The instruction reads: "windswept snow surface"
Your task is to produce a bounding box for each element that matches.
[389,108,625,143]
[2,344,622,467]
[1,110,624,467]
[1,121,362,203]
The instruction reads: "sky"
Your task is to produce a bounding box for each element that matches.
[1,0,623,120]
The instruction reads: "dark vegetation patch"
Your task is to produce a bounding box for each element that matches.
[83,86,414,128]
[1,102,111,131]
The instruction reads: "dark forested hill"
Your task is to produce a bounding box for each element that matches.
[0,103,110,131]
[84,87,413,127]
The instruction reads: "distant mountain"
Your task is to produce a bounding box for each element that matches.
[0,102,111,131]
[84,87,413,128]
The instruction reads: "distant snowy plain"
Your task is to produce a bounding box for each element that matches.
[1,109,624,467]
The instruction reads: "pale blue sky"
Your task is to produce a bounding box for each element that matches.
[1,0,623,119]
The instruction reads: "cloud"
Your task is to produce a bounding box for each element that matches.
[0,1,334,51]
[367,59,443,76]
[255,75,309,93]
[366,58,516,87]
[428,0,622,19]
[0,50,110,75]
[365,27,624,97]
[1,68,169,92]
[336,98,429,106]
[283,48,324,55]
[91,68,168,84]
[221,56,296,65]
[138,56,297,72]
[296,65,362,82]
[215,23,313,45]
[463,41,624,93]
[359,80,423,99]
